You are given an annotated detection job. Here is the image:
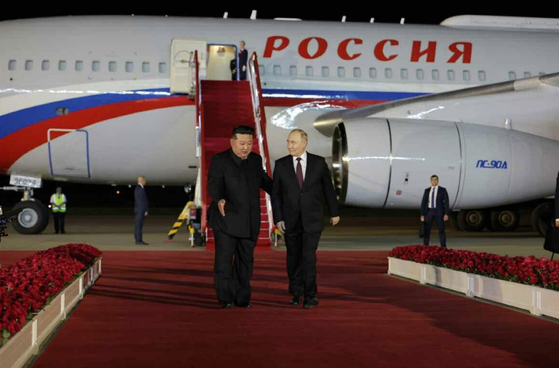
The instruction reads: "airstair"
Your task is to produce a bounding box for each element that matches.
[193,53,275,250]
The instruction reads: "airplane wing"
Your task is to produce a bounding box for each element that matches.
[313,72,559,139]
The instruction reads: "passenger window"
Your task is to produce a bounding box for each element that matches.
[25,60,33,71]
[142,62,150,73]
[447,70,455,81]
[75,61,84,72]
[369,68,377,79]
[337,67,345,78]
[126,62,134,73]
[400,69,408,79]
[385,68,393,79]
[92,61,100,72]
[524,71,531,78]
[508,71,516,80]
[42,60,50,71]
[353,67,361,78]
[8,60,16,70]
[59,60,67,71]
[432,69,439,80]
[289,66,297,76]
[109,61,117,72]
[306,66,313,77]
[159,62,167,74]
[463,70,470,81]
[478,70,486,81]
[273,65,281,76]
[416,69,424,80]
[321,66,329,77]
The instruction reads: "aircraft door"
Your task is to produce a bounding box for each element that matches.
[170,38,208,94]
[48,129,90,178]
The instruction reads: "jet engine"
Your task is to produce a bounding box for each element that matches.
[332,118,559,211]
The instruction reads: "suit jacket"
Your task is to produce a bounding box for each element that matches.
[238,49,248,69]
[134,185,148,214]
[272,152,340,234]
[420,186,450,217]
[207,149,273,239]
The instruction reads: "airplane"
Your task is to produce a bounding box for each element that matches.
[1,13,559,239]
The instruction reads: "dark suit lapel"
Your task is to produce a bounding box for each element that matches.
[284,156,300,187]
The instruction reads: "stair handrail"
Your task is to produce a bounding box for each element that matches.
[192,51,208,237]
[247,52,275,239]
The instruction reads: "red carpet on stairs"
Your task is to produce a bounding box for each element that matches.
[3,250,559,368]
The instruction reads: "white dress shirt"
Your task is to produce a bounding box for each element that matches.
[428,185,438,209]
[292,151,307,181]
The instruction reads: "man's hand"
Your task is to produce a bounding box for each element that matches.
[276,221,286,234]
[443,215,449,221]
[420,216,424,221]
[331,216,340,226]
[218,199,226,217]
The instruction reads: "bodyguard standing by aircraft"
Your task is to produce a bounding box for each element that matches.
[207,125,273,308]
[420,175,450,248]
[134,176,149,245]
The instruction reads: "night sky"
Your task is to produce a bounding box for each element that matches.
[1,5,557,209]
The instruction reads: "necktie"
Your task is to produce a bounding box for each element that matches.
[296,158,303,189]
[431,187,435,208]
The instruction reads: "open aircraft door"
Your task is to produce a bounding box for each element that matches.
[170,38,207,94]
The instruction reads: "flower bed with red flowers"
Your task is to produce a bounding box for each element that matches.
[0,244,102,346]
[388,245,559,291]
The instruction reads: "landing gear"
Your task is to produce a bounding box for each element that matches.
[457,209,487,232]
[488,209,520,232]
[11,200,50,235]
[531,201,553,237]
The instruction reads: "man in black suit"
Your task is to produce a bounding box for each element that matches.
[238,40,248,81]
[420,174,450,248]
[207,125,273,309]
[272,129,340,309]
[134,175,149,245]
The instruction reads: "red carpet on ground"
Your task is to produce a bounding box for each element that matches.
[2,250,559,368]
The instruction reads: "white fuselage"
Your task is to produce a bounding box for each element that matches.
[1,15,559,191]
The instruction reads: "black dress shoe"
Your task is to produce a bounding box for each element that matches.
[236,303,251,308]
[303,297,319,309]
[290,296,301,306]
[135,241,149,245]
[222,302,233,309]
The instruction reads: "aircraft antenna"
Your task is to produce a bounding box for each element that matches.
[250,10,257,20]
[223,12,228,18]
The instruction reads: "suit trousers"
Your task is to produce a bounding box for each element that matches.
[424,208,446,247]
[134,212,145,242]
[213,230,256,305]
[53,212,65,233]
[284,221,321,299]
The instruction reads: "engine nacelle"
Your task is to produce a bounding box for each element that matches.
[332,118,559,209]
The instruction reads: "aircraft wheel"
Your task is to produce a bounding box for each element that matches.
[11,201,50,234]
[457,209,487,232]
[449,211,461,230]
[531,202,553,237]
[489,209,520,232]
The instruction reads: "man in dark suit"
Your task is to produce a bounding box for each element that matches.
[207,125,273,309]
[420,174,450,248]
[272,129,340,309]
[238,40,248,81]
[134,175,149,245]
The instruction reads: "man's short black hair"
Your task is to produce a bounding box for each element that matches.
[430,175,439,180]
[232,125,254,138]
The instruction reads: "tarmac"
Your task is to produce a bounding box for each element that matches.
[0,206,552,259]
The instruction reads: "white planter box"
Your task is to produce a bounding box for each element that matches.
[0,258,102,368]
[388,257,559,320]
